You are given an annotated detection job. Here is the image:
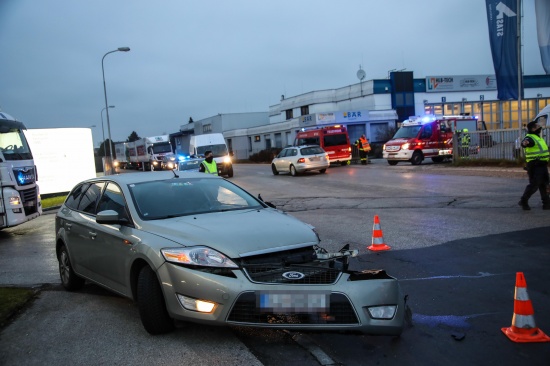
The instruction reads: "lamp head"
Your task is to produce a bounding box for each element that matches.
[118,47,130,52]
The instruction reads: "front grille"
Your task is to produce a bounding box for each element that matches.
[244,265,341,284]
[385,145,399,152]
[20,187,39,215]
[227,292,358,325]
[238,246,343,285]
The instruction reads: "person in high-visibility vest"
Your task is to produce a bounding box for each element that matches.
[199,150,219,175]
[354,134,371,165]
[518,120,550,210]
[460,128,471,157]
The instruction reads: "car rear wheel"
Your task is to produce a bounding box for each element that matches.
[271,164,279,175]
[319,168,327,174]
[137,266,174,335]
[58,245,85,291]
[290,165,297,176]
[431,156,444,163]
[388,160,398,166]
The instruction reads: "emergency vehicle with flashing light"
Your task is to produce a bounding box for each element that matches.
[294,125,352,165]
[382,115,480,165]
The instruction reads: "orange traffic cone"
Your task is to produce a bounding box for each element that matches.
[501,272,550,343]
[367,215,391,251]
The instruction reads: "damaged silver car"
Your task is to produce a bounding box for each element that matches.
[55,171,406,335]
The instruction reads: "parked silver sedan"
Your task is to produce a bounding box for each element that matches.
[55,171,406,335]
[271,145,330,176]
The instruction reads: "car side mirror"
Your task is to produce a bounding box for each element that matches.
[96,210,123,225]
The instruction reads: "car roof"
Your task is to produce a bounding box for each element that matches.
[289,145,323,149]
[82,171,215,185]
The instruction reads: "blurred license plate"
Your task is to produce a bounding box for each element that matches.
[258,291,329,312]
[309,157,320,161]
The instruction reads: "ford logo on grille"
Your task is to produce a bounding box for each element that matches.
[282,271,305,280]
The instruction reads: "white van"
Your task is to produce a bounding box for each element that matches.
[189,133,233,177]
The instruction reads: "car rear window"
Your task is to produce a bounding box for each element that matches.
[301,147,324,155]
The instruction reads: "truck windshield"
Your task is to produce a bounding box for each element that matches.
[0,128,33,161]
[152,142,172,154]
[196,144,228,157]
[392,125,422,139]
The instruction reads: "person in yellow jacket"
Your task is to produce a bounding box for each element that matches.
[518,121,550,210]
[199,150,219,175]
[354,134,371,165]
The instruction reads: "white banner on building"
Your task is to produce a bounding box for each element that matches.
[426,75,497,92]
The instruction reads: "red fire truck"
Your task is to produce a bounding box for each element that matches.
[294,125,352,165]
[382,115,479,165]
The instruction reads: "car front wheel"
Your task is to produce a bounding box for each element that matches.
[58,245,85,291]
[290,165,297,176]
[137,266,174,335]
[411,151,423,165]
[319,169,327,174]
[271,164,279,175]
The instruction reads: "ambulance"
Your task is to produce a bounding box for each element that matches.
[294,125,352,165]
[383,115,479,165]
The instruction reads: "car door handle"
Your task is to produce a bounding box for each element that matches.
[89,231,97,239]
[65,223,72,230]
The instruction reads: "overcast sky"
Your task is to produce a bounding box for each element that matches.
[0,0,546,146]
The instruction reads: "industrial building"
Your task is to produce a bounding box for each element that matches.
[170,71,550,160]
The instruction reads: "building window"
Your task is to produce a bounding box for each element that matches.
[265,135,272,149]
[300,106,309,116]
[285,109,293,120]
[203,124,212,133]
[254,135,261,142]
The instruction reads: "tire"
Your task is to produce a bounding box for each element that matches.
[137,266,174,335]
[271,164,279,175]
[411,151,423,165]
[58,245,85,291]
[319,169,327,174]
[290,165,297,176]
[431,156,444,163]
[227,166,234,178]
[388,160,398,166]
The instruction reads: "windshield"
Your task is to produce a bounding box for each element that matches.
[152,142,172,154]
[0,127,33,161]
[196,144,228,157]
[129,177,264,220]
[392,125,422,139]
[178,159,201,171]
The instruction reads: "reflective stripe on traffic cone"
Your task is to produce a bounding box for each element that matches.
[501,272,550,343]
[367,215,391,251]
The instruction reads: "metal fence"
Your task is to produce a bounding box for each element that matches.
[458,126,550,161]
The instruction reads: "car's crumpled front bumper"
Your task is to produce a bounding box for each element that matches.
[158,263,406,336]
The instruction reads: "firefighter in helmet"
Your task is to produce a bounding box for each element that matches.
[354,134,371,165]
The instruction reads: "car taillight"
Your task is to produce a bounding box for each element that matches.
[297,158,306,163]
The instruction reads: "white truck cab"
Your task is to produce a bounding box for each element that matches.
[0,112,42,229]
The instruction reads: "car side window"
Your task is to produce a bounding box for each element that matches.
[96,182,130,222]
[421,125,432,139]
[290,149,297,156]
[277,149,288,158]
[77,182,105,214]
[64,183,90,210]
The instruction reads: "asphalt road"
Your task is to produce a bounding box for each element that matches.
[1,160,549,365]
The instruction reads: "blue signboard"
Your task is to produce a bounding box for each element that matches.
[485,0,523,100]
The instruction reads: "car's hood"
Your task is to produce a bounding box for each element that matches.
[138,209,318,258]
[386,138,409,146]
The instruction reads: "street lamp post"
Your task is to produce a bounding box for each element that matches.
[100,105,115,150]
[102,47,130,174]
